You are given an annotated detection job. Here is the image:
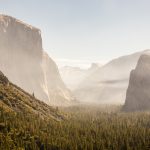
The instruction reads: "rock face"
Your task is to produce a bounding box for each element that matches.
[0,15,74,105]
[123,54,150,111]
[75,50,150,104]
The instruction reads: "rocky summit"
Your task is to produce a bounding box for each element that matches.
[123,54,150,111]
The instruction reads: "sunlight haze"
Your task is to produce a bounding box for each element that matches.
[1,0,150,67]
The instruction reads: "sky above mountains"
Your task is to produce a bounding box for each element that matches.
[1,0,150,68]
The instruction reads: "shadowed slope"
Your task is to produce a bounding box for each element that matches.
[0,71,64,121]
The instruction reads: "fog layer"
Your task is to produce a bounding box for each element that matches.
[61,50,150,104]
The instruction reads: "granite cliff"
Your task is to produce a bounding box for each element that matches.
[0,15,74,105]
[123,54,150,111]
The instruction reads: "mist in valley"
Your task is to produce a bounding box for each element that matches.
[60,50,150,105]
[0,1,150,149]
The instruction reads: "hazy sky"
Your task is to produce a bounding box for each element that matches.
[1,0,150,68]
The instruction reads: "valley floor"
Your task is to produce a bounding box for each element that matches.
[0,105,150,150]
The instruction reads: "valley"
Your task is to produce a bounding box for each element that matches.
[0,3,150,149]
[0,104,150,149]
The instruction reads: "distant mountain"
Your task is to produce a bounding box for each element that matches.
[123,54,150,111]
[60,63,100,90]
[75,50,150,104]
[0,71,63,120]
[0,15,74,105]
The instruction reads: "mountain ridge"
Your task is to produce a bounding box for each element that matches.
[74,50,150,104]
[60,63,100,90]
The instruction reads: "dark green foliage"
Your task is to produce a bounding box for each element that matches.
[0,105,150,150]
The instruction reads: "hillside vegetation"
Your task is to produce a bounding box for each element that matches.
[0,71,63,121]
[0,71,150,149]
[0,104,150,150]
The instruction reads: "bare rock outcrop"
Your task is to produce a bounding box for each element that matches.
[123,54,150,111]
[0,14,74,105]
